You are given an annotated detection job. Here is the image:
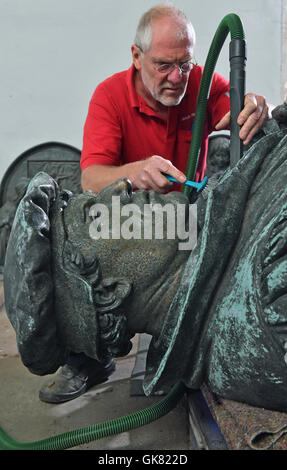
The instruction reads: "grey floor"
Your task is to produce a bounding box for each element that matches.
[0,280,191,451]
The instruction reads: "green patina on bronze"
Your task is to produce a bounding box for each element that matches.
[143,123,287,411]
[4,107,287,412]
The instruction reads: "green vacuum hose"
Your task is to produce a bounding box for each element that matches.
[0,382,186,450]
[0,13,246,451]
[182,13,246,197]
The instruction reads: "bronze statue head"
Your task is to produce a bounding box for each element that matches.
[4,172,192,375]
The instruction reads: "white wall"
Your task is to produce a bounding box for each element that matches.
[0,0,282,181]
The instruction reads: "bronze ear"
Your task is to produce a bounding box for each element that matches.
[94,278,133,357]
[93,278,132,313]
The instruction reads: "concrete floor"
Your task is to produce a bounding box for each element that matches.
[0,280,191,451]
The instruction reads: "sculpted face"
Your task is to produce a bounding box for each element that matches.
[61,178,192,335]
[63,178,191,282]
[205,136,230,177]
[4,169,195,375]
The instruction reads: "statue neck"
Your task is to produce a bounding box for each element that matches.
[125,263,185,339]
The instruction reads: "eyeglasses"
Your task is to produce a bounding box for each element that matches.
[153,60,195,74]
[136,45,196,74]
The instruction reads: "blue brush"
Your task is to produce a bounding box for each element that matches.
[164,174,208,193]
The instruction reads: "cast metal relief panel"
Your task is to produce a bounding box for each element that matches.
[0,142,81,272]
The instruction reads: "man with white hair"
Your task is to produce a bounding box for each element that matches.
[39,4,271,403]
[81,3,270,194]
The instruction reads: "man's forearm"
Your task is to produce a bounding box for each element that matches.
[81,157,186,194]
[81,164,132,193]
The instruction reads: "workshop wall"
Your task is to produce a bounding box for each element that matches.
[0,0,282,181]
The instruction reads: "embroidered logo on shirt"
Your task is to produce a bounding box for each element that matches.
[181,113,195,121]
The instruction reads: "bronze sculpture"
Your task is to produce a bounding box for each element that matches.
[4,104,287,412]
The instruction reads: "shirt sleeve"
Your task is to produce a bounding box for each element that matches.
[207,72,230,132]
[80,83,123,171]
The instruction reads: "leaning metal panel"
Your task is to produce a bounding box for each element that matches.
[0,142,81,206]
[0,142,81,272]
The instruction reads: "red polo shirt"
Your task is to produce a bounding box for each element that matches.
[81,65,230,186]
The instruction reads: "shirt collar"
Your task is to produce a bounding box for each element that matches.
[126,64,140,108]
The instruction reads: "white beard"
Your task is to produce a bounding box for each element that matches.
[141,68,188,107]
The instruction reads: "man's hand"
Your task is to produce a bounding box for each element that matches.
[82,156,186,194]
[215,93,272,145]
[127,155,186,192]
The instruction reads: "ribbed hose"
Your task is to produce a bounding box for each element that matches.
[0,382,186,450]
[182,13,245,197]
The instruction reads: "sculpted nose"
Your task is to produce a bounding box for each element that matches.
[96,177,132,204]
[101,178,133,205]
[113,178,133,196]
